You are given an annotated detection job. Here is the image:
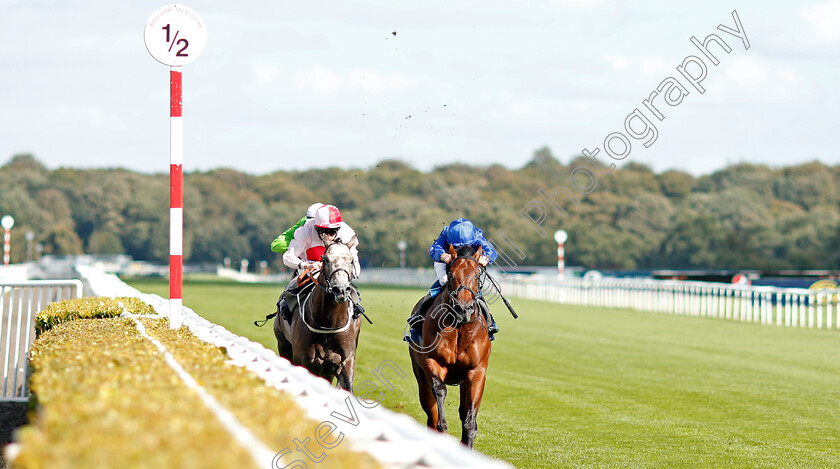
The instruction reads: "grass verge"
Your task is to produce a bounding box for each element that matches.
[128,276,840,469]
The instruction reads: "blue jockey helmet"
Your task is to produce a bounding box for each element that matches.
[446,219,478,247]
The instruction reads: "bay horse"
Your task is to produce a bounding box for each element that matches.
[274,241,362,391]
[408,244,491,448]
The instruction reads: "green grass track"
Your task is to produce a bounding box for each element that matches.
[127,277,840,468]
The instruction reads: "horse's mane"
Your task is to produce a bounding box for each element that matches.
[454,244,476,257]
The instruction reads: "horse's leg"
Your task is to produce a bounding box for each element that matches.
[273,314,293,361]
[411,357,440,429]
[422,353,450,433]
[459,368,487,448]
[418,376,439,429]
[431,375,448,433]
[336,355,355,392]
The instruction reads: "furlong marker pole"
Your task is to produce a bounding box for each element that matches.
[170,66,184,329]
[554,230,567,279]
[1,216,14,266]
[144,4,206,330]
[557,241,564,277]
[3,230,9,266]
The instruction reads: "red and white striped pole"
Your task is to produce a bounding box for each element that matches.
[554,230,567,278]
[1,216,14,266]
[3,231,9,266]
[145,5,206,329]
[170,66,184,329]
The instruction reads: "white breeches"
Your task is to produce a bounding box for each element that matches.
[434,261,447,285]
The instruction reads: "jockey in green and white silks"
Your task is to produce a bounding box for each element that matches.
[282,204,360,277]
[270,203,323,254]
[275,204,364,323]
[404,218,499,343]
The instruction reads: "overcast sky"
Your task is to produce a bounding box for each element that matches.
[1,0,838,176]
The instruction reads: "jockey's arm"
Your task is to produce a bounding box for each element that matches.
[282,245,304,271]
[350,245,361,278]
[284,233,316,271]
[476,236,498,264]
[339,225,362,278]
[429,227,449,262]
[270,216,306,253]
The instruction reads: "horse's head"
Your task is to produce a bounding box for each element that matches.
[320,240,355,303]
[446,244,484,324]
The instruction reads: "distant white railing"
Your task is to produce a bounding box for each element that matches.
[358,267,437,287]
[496,275,840,330]
[1,280,84,401]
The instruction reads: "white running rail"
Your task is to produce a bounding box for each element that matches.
[497,275,840,330]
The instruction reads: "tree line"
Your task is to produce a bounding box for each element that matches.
[1,151,838,273]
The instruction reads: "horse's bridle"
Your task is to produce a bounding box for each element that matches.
[292,242,357,334]
[317,241,356,295]
[317,265,354,294]
[446,255,486,322]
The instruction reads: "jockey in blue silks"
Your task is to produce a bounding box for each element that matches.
[404,218,500,343]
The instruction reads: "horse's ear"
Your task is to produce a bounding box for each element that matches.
[448,244,457,257]
[474,245,483,259]
[346,235,358,248]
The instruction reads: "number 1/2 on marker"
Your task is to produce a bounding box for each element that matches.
[162,24,189,56]
[144,5,205,67]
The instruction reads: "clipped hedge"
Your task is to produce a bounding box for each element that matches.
[34,296,154,335]
[14,318,254,468]
[13,298,381,469]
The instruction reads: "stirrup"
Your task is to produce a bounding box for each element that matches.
[488,317,499,334]
[280,303,292,324]
[403,324,423,344]
[404,312,424,343]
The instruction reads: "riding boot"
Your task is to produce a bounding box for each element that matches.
[353,302,365,319]
[478,297,498,341]
[277,297,292,323]
[403,310,425,343]
[403,315,423,344]
[349,288,365,319]
[488,314,498,341]
[403,291,433,343]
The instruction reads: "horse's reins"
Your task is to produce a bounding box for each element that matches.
[299,291,354,334]
[319,245,372,324]
[448,254,519,320]
[315,266,353,293]
[448,254,485,295]
[254,244,372,328]
[295,266,354,334]
[445,255,486,326]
